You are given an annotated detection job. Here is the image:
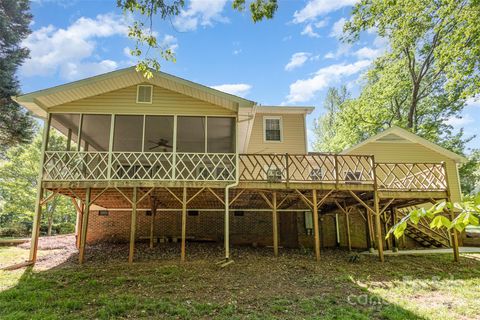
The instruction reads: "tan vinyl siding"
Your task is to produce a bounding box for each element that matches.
[351,142,462,201]
[247,113,307,154]
[49,84,236,116]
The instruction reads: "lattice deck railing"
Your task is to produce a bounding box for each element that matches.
[375,163,447,191]
[43,151,236,182]
[238,154,375,184]
[42,151,448,191]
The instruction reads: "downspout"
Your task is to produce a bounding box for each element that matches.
[224,115,240,262]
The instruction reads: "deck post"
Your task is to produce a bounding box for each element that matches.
[181,186,187,262]
[73,199,84,249]
[372,155,384,262]
[128,187,137,263]
[29,187,44,262]
[79,187,91,264]
[149,197,158,249]
[442,161,459,262]
[272,192,279,257]
[345,210,351,251]
[383,210,390,251]
[373,192,384,262]
[391,207,398,252]
[224,188,230,260]
[312,190,320,261]
[29,114,50,263]
[364,208,373,251]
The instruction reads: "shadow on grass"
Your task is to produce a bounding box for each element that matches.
[1,242,479,320]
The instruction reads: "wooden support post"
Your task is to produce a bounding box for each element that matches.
[383,211,390,251]
[345,211,351,251]
[181,186,187,262]
[373,191,384,262]
[312,190,320,261]
[79,188,91,264]
[149,197,158,249]
[442,161,459,262]
[128,187,137,264]
[365,208,374,251]
[29,114,50,263]
[272,192,279,257]
[73,199,84,250]
[391,207,398,252]
[29,187,44,262]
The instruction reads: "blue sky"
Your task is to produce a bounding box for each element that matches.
[20,0,479,151]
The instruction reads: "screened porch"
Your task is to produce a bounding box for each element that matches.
[43,113,237,182]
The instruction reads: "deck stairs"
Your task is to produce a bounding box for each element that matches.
[395,207,451,248]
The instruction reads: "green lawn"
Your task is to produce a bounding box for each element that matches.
[1,242,479,320]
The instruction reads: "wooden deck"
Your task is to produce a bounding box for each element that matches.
[30,152,459,265]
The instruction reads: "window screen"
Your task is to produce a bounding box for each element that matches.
[80,115,111,151]
[207,117,235,153]
[113,115,143,152]
[177,116,205,152]
[144,116,174,152]
[137,85,153,103]
[47,113,80,151]
[265,118,281,141]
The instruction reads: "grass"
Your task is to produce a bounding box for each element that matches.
[0,242,479,320]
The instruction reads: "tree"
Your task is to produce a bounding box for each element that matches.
[0,0,35,153]
[459,150,480,195]
[0,132,76,237]
[344,0,480,131]
[312,86,349,152]
[117,0,278,77]
[310,1,479,192]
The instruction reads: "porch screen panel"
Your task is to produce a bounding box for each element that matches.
[113,115,143,151]
[177,116,205,152]
[144,116,174,152]
[47,113,80,151]
[80,114,111,151]
[207,117,235,153]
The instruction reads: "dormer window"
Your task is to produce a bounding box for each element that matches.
[136,85,153,104]
[264,116,282,142]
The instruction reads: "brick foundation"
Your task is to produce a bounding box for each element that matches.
[86,209,376,249]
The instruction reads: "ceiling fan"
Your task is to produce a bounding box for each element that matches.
[148,139,173,151]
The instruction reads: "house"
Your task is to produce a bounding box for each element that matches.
[15,67,465,264]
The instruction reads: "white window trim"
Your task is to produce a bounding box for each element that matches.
[136,85,153,104]
[263,116,283,143]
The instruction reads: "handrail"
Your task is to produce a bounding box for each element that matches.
[42,151,448,192]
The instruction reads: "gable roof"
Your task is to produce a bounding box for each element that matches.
[341,125,467,163]
[14,67,256,118]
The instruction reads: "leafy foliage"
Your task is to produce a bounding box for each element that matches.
[0,132,76,237]
[312,1,479,193]
[387,194,480,239]
[0,0,35,153]
[118,0,278,77]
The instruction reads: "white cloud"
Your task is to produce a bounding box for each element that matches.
[233,49,242,55]
[330,18,346,39]
[211,83,252,97]
[446,115,474,127]
[173,0,228,32]
[354,47,382,59]
[465,97,480,108]
[301,24,320,38]
[285,52,311,71]
[293,0,358,24]
[160,34,179,53]
[324,52,335,59]
[21,13,129,80]
[300,19,328,38]
[285,60,371,103]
